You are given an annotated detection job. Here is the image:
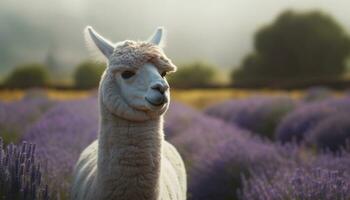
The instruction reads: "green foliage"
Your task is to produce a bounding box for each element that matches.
[74,61,105,89]
[232,10,350,85]
[4,63,49,88]
[168,61,217,88]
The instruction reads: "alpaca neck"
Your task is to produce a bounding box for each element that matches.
[96,106,163,200]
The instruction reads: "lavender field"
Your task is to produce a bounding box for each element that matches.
[1,90,350,200]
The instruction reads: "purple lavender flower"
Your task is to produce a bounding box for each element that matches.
[240,167,350,200]
[305,113,350,152]
[22,97,99,197]
[0,98,53,144]
[166,102,253,169]
[312,150,350,173]
[0,137,52,200]
[276,97,350,143]
[171,114,252,171]
[189,134,281,200]
[239,151,350,200]
[205,96,295,139]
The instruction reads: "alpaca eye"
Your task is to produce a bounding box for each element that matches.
[121,71,135,79]
[161,72,167,78]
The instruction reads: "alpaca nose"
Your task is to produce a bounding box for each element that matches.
[151,83,169,94]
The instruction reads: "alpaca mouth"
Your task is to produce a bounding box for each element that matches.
[145,96,167,107]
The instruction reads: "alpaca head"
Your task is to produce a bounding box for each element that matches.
[85,26,176,121]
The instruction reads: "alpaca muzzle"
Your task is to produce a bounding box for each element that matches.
[145,94,168,106]
[145,81,169,106]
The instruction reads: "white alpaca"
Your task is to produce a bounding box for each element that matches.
[71,26,186,200]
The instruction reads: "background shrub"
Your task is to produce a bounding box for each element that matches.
[205,96,295,139]
[74,61,105,89]
[232,10,350,85]
[276,97,350,144]
[4,64,49,89]
[168,61,217,88]
[306,113,350,152]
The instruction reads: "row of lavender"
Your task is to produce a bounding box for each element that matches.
[0,93,98,199]
[206,94,350,152]
[1,89,350,199]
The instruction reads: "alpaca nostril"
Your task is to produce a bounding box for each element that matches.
[151,83,168,94]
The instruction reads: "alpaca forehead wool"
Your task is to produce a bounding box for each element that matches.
[109,40,177,72]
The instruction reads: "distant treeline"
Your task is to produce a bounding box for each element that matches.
[2,59,350,90]
[0,61,219,90]
[1,9,350,90]
[1,61,105,90]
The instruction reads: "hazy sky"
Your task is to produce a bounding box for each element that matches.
[1,0,350,72]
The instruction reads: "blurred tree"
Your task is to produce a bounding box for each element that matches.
[4,63,49,88]
[232,10,350,85]
[168,61,217,88]
[74,61,105,89]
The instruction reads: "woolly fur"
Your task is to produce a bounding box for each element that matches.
[109,41,176,73]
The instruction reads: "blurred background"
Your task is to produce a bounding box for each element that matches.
[1,0,350,89]
[1,0,350,200]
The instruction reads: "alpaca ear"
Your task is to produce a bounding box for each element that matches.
[84,26,114,59]
[148,27,166,48]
